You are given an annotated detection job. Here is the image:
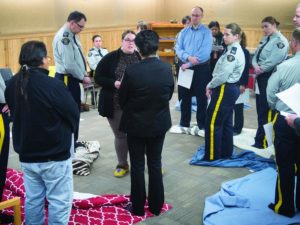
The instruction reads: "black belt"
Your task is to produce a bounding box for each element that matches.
[192,60,210,68]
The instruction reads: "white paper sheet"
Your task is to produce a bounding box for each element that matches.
[235,88,250,104]
[178,68,194,89]
[276,83,300,115]
[263,122,273,147]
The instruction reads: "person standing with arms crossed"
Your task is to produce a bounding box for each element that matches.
[175,6,212,132]
[53,11,91,146]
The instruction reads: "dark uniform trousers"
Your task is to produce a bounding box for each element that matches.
[233,103,244,134]
[179,62,211,129]
[127,134,165,216]
[254,71,274,148]
[204,83,239,160]
[0,104,10,201]
[269,114,300,217]
[55,73,80,142]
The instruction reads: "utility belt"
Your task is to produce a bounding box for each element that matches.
[55,73,81,86]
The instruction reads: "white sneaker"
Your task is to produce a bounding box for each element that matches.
[198,129,205,137]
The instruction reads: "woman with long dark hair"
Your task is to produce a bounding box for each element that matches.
[5,40,79,225]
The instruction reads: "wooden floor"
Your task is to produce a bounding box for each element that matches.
[8,91,259,225]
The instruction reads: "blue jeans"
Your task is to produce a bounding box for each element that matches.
[21,158,73,225]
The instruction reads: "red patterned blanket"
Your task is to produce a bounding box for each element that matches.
[2,169,172,224]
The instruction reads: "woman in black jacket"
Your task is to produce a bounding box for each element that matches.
[119,30,174,216]
[94,30,140,178]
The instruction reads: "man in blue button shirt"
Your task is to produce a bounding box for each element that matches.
[175,6,212,131]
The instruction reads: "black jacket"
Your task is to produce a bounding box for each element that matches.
[5,68,79,162]
[94,48,140,118]
[119,57,174,137]
[239,47,250,86]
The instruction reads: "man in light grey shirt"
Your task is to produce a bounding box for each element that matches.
[53,11,91,144]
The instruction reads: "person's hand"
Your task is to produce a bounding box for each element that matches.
[114,80,121,89]
[83,76,91,84]
[206,87,212,98]
[180,63,190,71]
[285,114,299,128]
[2,104,9,113]
[187,56,199,65]
[239,85,246,94]
[253,65,263,75]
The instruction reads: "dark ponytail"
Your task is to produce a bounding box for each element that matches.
[16,41,47,109]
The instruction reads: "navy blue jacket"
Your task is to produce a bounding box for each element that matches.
[5,68,79,162]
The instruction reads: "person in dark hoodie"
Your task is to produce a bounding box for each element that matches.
[5,40,79,225]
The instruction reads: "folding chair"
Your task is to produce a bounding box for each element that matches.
[0,197,21,225]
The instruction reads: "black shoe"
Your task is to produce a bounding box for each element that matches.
[124,202,145,216]
[0,213,14,224]
[268,203,295,218]
[233,131,241,136]
[251,144,264,149]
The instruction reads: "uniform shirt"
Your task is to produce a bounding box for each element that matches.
[175,24,212,67]
[87,47,108,70]
[207,42,245,89]
[0,73,6,104]
[52,24,86,80]
[267,51,300,113]
[252,31,288,73]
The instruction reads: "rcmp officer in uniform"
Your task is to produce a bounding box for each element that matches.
[0,74,13,223]
[252,16,288,149]
[267,28,300,218]
[87,35,108,77]
[204,23,245,161]
[53,11,91,144]
[87,35,108,105]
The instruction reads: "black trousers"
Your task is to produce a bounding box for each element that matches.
[179,62,211,129]
[233,103,244,134]
[269,115,300,217]
[0,107,10,201]
[55,73,80,142]
[127,134,165,216]
[204,84,239,160]
[254,72,273,148]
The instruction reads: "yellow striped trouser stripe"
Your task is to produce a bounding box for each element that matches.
[0,115,5,156]
[64,75,68,86]
[209,84,225,160]
[272,114,283,213]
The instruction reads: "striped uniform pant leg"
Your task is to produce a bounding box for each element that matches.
[270,115,298,217]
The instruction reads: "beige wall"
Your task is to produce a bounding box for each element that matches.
[164,0,298,29]
[0,0,298,36]
[0,0,164,35]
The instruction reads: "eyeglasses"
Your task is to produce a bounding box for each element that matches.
[123,38,135,43]
[75,22,85,29]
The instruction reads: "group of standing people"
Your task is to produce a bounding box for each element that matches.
[0,10,173,224]
[1,3,300,224]
[175,5,300,219]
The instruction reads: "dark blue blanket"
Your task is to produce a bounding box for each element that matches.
[190,145,275,171]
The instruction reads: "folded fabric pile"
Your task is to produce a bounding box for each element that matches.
[72,140,101,176]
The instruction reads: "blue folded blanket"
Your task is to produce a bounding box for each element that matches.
[203,168,300,225]
[190,145,275,171]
